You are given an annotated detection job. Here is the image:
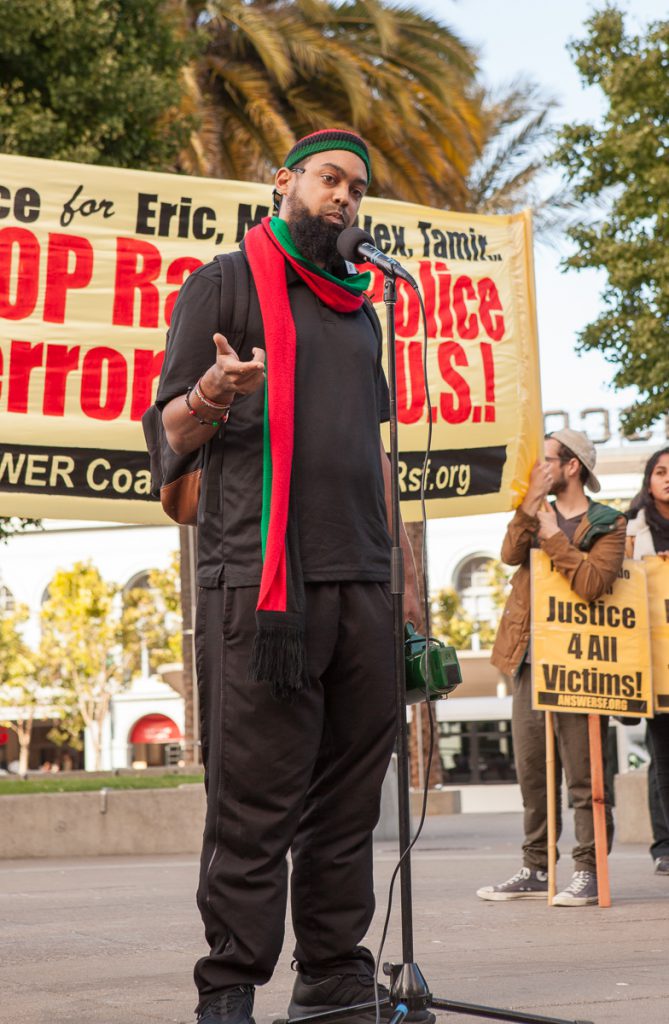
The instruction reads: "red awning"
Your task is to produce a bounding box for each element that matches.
[129,714,181,745]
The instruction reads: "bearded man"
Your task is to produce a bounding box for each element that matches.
[157,129,424,1024]
[478,429,625,908]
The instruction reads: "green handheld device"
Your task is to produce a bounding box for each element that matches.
[404,622,462,705]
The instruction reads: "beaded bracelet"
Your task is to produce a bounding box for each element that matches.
[185,386,230,427]
[195,378,232,411]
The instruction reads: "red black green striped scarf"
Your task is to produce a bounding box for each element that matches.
[244,216,371,699]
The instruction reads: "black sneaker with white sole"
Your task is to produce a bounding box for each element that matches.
[197,985,256,1024]
[552,870,598,906]
[476,866,548,901]
[288,959,435,1024]
[654,856,669,875]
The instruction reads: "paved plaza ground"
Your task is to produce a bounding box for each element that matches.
[1,812,667,1024]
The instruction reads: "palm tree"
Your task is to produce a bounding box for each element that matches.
[463,77,577,240]
[178,0,483,208]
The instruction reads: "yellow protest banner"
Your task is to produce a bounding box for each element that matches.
[0,154,542,524]
[531,550,653,718]
[643,556,669,713]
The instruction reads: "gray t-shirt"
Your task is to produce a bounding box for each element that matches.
[555,507,584,544]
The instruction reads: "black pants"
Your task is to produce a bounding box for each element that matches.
[194,582,396,1007]
[647,715,669,859]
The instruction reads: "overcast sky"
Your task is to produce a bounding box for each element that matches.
[412,0,666,437]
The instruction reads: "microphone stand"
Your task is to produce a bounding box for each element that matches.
[274,272,592,1024]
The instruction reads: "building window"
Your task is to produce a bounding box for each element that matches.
[438,720,516,784]
[0,584,15,614]
[454,555,495,624]
[123,570,152,595]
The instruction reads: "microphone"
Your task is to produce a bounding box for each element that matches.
[337,227,417,287]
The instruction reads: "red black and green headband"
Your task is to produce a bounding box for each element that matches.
[284,129,371,183]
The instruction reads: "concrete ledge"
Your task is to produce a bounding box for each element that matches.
[0,761,405,858]
[614,770,652,844]
[0,785,206,859]
[409,788,461,816]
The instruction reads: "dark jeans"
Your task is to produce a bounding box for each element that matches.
[512,664,614,872]
[193,582,396,1008]
[647,716,669,859]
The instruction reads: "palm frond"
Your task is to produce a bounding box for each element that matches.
[180,0,484,209]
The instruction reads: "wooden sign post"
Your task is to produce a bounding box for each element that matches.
[545,711,557,905]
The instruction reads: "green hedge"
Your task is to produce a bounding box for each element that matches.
[0,774,204,795]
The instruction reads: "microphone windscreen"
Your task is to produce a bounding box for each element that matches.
[336,226,374,263]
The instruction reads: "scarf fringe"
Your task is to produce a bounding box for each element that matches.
[249,622,309,702]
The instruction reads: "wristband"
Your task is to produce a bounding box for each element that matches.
[185,387,230,427]
[195,378,233,411]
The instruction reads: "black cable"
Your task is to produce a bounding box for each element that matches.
[373,283,435,1022]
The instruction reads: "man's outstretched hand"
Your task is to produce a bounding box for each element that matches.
[200,333,266,402]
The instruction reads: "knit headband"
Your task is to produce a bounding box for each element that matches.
[284,129,372,183]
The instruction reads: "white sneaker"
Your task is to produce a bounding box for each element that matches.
[552,870,598,906]
[477,866,548,901]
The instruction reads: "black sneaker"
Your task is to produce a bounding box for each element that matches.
[476,866,548,901]
[552,870,598,907]
[197,985,256,1024]
[288,963,435,1024]
[654,857,669,876]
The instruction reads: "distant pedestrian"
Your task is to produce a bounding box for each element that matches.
[626,446,669,875]
[478,429,625,906]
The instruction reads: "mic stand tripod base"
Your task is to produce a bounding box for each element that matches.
[273,959,592,1024]
[274,983,593,1024]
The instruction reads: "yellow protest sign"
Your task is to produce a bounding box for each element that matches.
[531,550,653,718]
[643,556,669,713]
[0,154,542,524]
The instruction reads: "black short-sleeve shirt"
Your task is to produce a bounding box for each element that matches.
[156,255,391,588]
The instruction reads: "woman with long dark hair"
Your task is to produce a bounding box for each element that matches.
[627,446,669,874]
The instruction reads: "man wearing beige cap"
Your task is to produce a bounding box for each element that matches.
[477,429,626,906]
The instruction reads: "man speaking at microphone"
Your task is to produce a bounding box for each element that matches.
[157,129,424,1024]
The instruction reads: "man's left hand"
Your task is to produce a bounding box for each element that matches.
[537,500,560,541]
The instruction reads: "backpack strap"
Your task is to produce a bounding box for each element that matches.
[204,250,252,513]
[215,250,252,355]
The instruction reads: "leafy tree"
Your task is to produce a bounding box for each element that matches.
[38,562,125,771]
[0,0,193,168]
[180,0,482,207]
[0,604,39,774]
[431,587,495,650]
[120,553,182,678]
[36,558,183,765]
[46,710,85,759]
[552,6,669,431]
[431,559,510,651]
[0,0,184,586]
[0,518,40,543]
